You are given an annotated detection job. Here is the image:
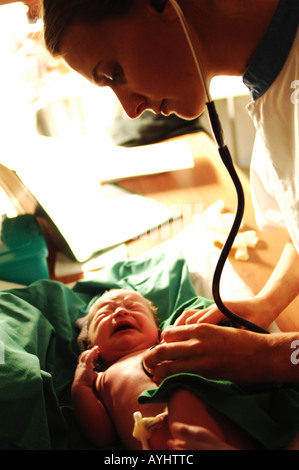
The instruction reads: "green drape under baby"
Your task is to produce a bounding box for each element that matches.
[0,250,298,449]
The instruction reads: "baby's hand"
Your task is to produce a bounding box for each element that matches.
[73,346,99,388]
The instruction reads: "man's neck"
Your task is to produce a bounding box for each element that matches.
[186,0,280,78]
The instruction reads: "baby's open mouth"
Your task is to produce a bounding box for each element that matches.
[112,323,136,334]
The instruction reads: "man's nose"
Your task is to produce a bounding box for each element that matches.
[113,89,146,119]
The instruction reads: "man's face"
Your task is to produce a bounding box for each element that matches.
[60,2,207,120]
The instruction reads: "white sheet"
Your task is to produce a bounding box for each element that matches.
[140,223,254,301]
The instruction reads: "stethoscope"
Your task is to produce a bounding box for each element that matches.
[167,0,269,334]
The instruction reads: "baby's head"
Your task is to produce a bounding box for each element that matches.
[87,289,160,367]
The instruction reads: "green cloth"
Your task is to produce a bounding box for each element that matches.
[0,251,200,449]
[0,280,84,449]
[1,249,299,450]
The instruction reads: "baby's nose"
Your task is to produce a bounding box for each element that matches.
[113,307,129,317]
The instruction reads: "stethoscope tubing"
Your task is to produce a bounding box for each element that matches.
[170,0,269,334]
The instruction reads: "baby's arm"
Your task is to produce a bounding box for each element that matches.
[71,346,117,447]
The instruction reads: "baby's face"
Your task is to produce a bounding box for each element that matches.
[88,290,159,366]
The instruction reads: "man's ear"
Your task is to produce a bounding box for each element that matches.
[148,0,178,20]
[150,0,166,13]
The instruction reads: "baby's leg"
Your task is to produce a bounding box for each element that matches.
[167,389,254,450]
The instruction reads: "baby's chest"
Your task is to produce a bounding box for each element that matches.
[99,355,151,402]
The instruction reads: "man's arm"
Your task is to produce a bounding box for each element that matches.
[175,239,299,330]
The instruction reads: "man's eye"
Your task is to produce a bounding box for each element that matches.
[111,64,124,83]
[93,62,125,86]
[100,67,123,84]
